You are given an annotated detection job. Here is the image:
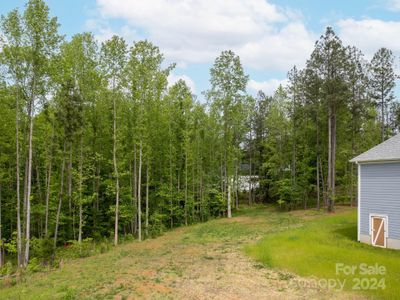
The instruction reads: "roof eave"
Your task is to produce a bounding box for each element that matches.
[349,158,400,164]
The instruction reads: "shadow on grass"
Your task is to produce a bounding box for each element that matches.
[333,225,357,241]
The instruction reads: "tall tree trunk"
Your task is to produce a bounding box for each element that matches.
[67,144,75,240]
[227,181,232,218]
[45,158,52,238]
[133,144,137,234]
[24,97,34,266]
[137,141,142,241]
[145,162,149,237]
[316,155,320,210]
[235,162,239,209]
[316,110,321,210]
[327,104,336,212]
[78,136,83,243]
[249,144,252,206]
[54,144,66,249]
[23,157,28,243]
[15,91,23,267]
[320,156,327,207]
[381,94,385,142]
[332,112,336,209]
[184,150,188,226]
[292,114,296,191]
[44,119,54,238]
[35,163,43,237]
[0,169,3,268]
[169,135,173,229]
[113,95,120,246]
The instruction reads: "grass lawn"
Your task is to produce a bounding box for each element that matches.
[0,205,351,300]
[2,205,395,299]
[246,208,400,299]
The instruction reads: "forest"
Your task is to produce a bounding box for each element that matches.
[0,0,398,270]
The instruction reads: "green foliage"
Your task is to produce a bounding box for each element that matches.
[27,257,41,273]
[56,238,100,259]
[0,0,398,273]
[3,232,17,254]
[148,213,167,237]
[0,261,13,276]
[30,237,53,262]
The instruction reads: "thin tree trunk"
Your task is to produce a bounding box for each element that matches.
[320,156,327,207]
[332,111,336,210]
[68,145,73,238]
[227,181,232,218]
[235,162,239,209]
[24,97,34,266]
[381,94,385,142]
[145,162,149,237]
[78,136,83,243]
[54,144,66,249]
[15,90,22,267]
[137,141,142,241]
[327,105,333,212]
[169,135,173,229]
[184,149,188,226]
[192,159,196,220]
[44,119,55,238]
[317,154,320,210]
[0,169,3,267]
[249,146,252,206]
[35,163,43,237]
[327,103,336,212]
[133,144,137,234]
[45,158,52,238]
[316,108,320,210]
[113,95,120,246]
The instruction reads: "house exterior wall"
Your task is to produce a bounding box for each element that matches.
[359,162,400,249]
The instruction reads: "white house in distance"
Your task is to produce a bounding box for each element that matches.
[350,134,400,249]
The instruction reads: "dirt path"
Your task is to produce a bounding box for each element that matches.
[2,207,363,299]
[86,212,361,299]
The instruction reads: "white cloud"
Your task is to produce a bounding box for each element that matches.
[238,22,315,70]
[248,78,288,95]
[85,19,139,43]
[387,0,400,11]
[337,18,400,59]
[92,0,316,71]
[167,73,196,94]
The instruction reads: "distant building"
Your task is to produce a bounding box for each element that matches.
[238,175,259,192]
[350,134,400,249]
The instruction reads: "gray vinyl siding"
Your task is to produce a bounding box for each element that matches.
[360,163,400,239]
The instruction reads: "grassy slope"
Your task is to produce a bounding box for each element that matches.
[246,209,400,299]
[0,206,299,299]
[0,206,383,299]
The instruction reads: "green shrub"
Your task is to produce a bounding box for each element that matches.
[30,237,54,263]
[27,257,42,273]
[0,261,13,276]
[148,213,167,237]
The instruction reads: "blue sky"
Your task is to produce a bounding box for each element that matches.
[1,0,399,98]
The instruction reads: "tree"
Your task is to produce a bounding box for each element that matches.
[206,50,248,217]
[1,0,61,266]
[1,9,24,267]
[370,48,396,142]
[100,36,127,246]
[126,40,172,239]
[307,27,348,212]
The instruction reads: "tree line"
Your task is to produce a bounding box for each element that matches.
[0,0,398,268]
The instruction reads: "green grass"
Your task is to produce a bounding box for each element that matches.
[3,205,399,299]
[1,205,300,299]
[246,209,400,299]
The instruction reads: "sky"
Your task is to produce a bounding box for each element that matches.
[1,0,399,99]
